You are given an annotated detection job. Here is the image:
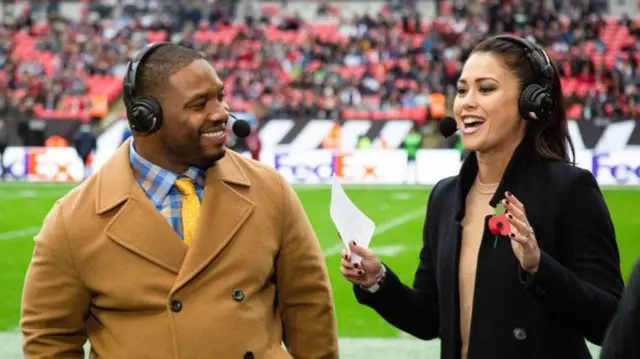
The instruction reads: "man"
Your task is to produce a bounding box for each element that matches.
[21,43,339,359]
[72,123,97,180]
[600,258,640,359]
[401,126,421,184]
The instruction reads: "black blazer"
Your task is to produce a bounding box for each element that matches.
[600,258,640,359]
[354,137,624,359]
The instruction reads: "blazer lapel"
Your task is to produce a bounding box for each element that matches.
[444,136,538,353]
[98,139,187,274]
[453,136,537,219]
[488,136,536,208]
[172,152,254,293]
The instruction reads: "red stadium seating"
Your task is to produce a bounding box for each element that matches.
[3,9,639,122]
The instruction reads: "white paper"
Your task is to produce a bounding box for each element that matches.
[329,174,376,264]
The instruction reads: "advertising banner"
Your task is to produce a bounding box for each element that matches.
[261,149,640,186]
[1,147,27,179]
[1,146,85,182]
[260,149,410,184]
[4,146,640,186]
[416,149,462,185]
[258,117,640,153]
[576,150,640,186]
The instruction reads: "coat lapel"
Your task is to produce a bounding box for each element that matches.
[172,152,254,293]
[98,139,188,274]
[444,136,538,355]
[453,136,537,222]
[487,137,536,208]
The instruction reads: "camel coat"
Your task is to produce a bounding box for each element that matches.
[21,140,339,359]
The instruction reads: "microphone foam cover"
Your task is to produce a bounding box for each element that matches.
[232,118,251,138]
[439,116,458,138]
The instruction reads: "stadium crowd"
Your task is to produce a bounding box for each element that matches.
[0,0,638,132]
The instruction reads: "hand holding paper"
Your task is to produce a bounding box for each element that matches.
[329,175,376,264]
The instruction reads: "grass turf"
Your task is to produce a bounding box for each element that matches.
[0,182,638,340]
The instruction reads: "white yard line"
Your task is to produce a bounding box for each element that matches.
[293,184,430,191]
[0,208,424,245]
[0,227,40,241]
[373,208,424,235]
[323,208,424,257]
[0,182,76,188]
[0,189,67,199]
[0,331,601,359]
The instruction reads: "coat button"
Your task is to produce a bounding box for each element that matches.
[513,328,527,340]
[232,289,245,302]
[243,351,254,359]
[170,300,182,312]
[535,285,547,295]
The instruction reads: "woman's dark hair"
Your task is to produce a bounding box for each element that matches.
[471,37,576,164]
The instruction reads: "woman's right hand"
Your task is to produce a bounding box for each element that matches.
[340,240,384,288]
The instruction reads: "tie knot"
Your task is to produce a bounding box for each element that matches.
[175,177,196,195]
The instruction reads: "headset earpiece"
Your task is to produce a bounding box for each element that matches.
[519,84,553,121]
[122,42,171,134]
[127,96,163,133]
[491,35,555,122]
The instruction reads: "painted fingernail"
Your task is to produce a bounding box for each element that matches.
[358,270,364,275]
[351,240,356,246]
[505,200,510,205]
[508,214,513,219]
[354,263,360,268]
[506,191,512,196]
[510,233,515,238]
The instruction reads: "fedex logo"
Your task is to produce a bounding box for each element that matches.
[591,152,640,185]
[1,147,27,180]
[273,151,379,183]
[274,152,334,183]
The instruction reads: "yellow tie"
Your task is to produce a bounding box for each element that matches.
[174,178,200,246]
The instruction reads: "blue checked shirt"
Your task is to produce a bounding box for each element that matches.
[129,140,206,240]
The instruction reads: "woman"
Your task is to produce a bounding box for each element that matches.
[340,35,624,359]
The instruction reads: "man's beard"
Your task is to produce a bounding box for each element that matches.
[194,146,227,169]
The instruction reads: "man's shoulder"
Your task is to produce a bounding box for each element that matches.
[55,174,101,218]
[225,150,283,185]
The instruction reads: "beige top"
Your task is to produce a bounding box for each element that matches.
[459,178,499,359]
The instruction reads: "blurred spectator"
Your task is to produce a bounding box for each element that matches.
[73,123,97,180]
[401,126,422,184]
[0,117,7,180]
[1,0,639,142]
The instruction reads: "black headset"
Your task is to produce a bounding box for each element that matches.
[123,42,171,133]
[491,35,555,122]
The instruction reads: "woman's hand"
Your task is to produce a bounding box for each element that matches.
[503,191,541,274]
[340,240,384,288]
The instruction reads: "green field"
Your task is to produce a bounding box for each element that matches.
[1,182,638,357]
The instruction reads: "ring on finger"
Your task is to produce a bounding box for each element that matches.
[524,227,534,238]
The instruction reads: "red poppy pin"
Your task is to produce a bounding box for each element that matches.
[488,202,510,248]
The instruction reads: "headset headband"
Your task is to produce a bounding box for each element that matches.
[123,42,171,105]
[491,35,554,90]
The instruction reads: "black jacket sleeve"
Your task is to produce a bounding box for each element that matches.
[352,184,441,340]
[522,169,624,345]
[600,258,640,359]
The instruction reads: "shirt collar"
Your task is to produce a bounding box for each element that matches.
[129,140,206,207]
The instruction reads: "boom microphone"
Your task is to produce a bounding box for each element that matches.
[228,113,251,138]
[438,116,458,138]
